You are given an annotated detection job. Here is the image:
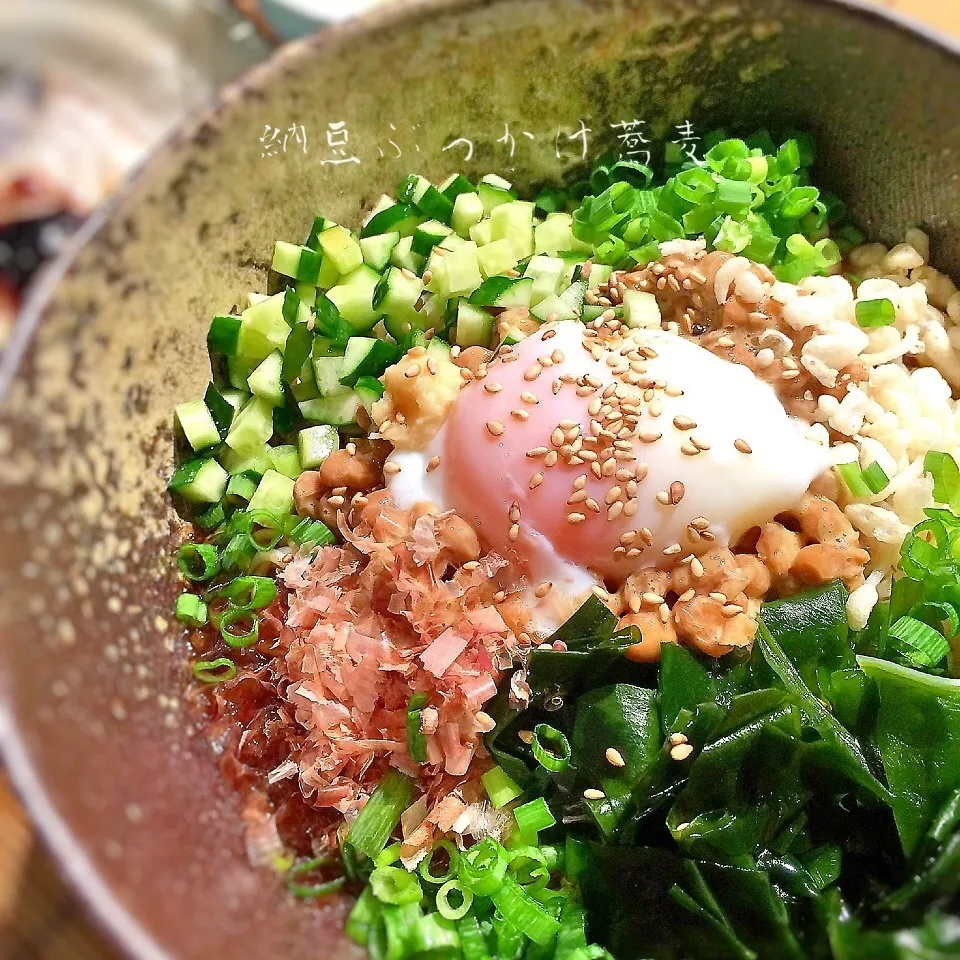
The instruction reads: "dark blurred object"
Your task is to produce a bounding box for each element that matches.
[0,0,270,346]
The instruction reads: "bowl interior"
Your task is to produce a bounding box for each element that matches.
[2,1,960,957]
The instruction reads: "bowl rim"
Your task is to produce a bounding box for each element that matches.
[2,0,959,957]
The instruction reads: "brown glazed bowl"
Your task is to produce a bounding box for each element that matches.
[1,0,960,957]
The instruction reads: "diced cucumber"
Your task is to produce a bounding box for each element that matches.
[327,265,381,332]
[313,356,346,396]
[452,192,485,237]
[242,293,295,352]
[208,315,242,356]
[490,201,535,259]
[318,225,364,275]
[426,339,452,362]
[559,280,587,315]
[168,458,228,504]
[298,424,339,469]
[226,472,257,504]
[481,174,513,191]
[477,238,520,278]
[295,282,318,308]
[586,264,613,289]
[469,219,494,247]
[248,292,270,306]
[581,304,605,323]
[268,444,302,479]
[226,396,274,457]
[469,275,534,309]
[317,255,340,290]
[360,231,400,272]
[219,445,271,477]
[622,289,662,329]
[248,469,295,516]
[272,241,323,284]
[500,324,529,346]
[412,180,454,223]
[227,353,257,391]
[361,201,421,239]
[390,235,426,274]
[374,266,424,323]
[440,173,476,201]
[354,379,383,415]
[531,293,580,322]
[204,383,236,439]
[455,302,494,348]
[339,336,398,387]
[306,215,335,248]
[413,220,453,257]
[523,255,566,306]
[176,400,220,452]
[299,389,362,426]
[439,233,468,252]
[478,181,516,215]
[247,350,284,406]
[441,243,482,297]
[220,388,247,411]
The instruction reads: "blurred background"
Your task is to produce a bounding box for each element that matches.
[0,0,952,957]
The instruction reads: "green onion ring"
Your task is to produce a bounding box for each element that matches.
[532,724,572,772]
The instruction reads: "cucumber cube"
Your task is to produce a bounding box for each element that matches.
[272,241,321,283]
[452,192,485,237]
[491,201,535,259]
[443,243,483,297]
[360,231,400,272]
[248,469,295,516]
[298,424,339,469]
[225,397,274,457]
[268,444,302,479]
[176,399,221,451]
[170,458,228,504]
[226,473,257,503]
[623,290,662,329]
[477,238,520,279]
[469,220,494,247]
[531,293,580,323]
[313,356,346,396]
[299,389,362,426]
[327,265,381,332]
[247,350,284,406]
[455,302,494,348]
[318,225,364,275]
[219,445,271,477]
[390,235,426,274]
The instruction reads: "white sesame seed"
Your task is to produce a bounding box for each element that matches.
[583,788,606,801]
[605,748,626,768]
[486,420,505,437]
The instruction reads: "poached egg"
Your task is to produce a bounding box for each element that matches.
[387,320,832,631]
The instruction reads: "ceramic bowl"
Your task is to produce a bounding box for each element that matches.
[2,1,960,957]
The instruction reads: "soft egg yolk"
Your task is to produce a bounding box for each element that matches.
[417,320,831,585]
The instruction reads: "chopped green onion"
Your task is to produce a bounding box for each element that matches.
[436,880,474,921]
[347,770,417,860]
[370,866,424,905]
[481,766,523,808]
[913,601,960,638]
[219,608,260,648]
[346,886,381,946]
[192,657,237,684]
[286,855,346,899]
[889,615,950,667]
[418,839,460,885]
[289,517,335,547]
[408,913,460,955]
[406,691,428,763]
[924,451,960,508]
[245,510,287,549]
[862,460,890,494]
[490,876,561,945]
[532,724,572,773]
[177,543,220,582]
[457,915,492,960]
[513,798,556,837]
[506,846,551,888]
[458,837,509,896]
[211,575,277,611]
[856,298,896,328]
[837,462,872,499]
[175,592,208,627]
[565,837,589,882]
[376,843,403,868]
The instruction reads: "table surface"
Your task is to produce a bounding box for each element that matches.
[0,0,954,956]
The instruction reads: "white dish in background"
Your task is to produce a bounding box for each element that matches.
[260,0,384,37]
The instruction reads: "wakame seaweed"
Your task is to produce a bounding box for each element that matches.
[485,582,960,958]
